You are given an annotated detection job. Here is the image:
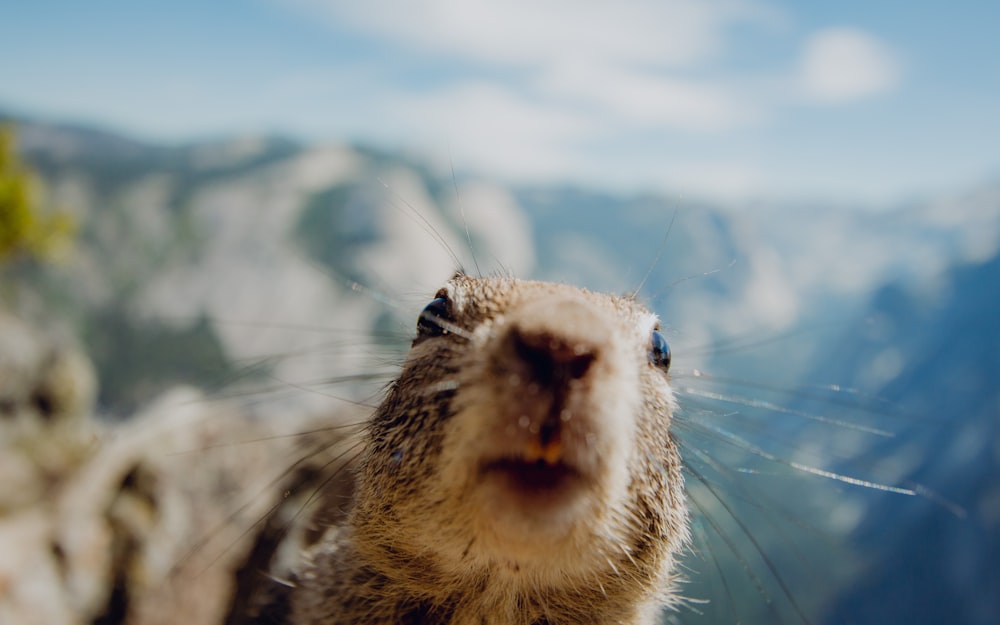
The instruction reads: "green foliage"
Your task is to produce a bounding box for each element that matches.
[83,308,250,416]
[0,126,75,264]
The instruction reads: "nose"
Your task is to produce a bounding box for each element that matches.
[508,327,596,387]
[499,295,611,391]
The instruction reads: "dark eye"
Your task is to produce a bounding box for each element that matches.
[417,297,451,337]
[649,330,671,372]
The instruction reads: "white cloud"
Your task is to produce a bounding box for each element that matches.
[393,82,595,180]
[536,61,752,131]
[798,28,901,104]
[281,0,773,136]
[743,246,800,329]
[651,161,767,200]
[288,0,758,69]
[269,1,906,200]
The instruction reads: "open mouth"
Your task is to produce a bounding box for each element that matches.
[480,457,584,495]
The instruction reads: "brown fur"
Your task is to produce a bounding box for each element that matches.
[291,274,689,625]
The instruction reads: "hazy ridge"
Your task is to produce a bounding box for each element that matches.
[4,113,998,625]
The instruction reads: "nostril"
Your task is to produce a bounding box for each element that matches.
[510,329,596,386]
[564,350,595,380]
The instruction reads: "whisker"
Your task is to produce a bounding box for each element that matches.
[632,209,677,298]
[191,486,296,579]
[152,315,398,336]
[224,339,407,364]
[418,309,474,340]
[680,322,836,359]
[377,176,465,272]
[657,258,736,297]
[676,385,895,438]
[175,433,347,577]
[691,420,916,496]
[272,437,367,535]
[450,154,481,278]
[177,375,390,410]
[689,518,742,624]
[676,369,905,420]
[262,373,387,409]
[684,456,812,625]
[909,483,967,518]
[680,429,840,545]
[684,469,784,624]
[166,421,368,456]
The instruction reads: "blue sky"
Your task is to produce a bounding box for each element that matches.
[2,0,998,204]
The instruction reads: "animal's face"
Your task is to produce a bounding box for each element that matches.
[357,274,687,592]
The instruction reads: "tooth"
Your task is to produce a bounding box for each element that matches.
[524,439,543,462]
[523,438,562,465]
[541,440,562,465]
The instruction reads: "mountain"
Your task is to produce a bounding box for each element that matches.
[4,113,531,415]
[2,113,998,625]
[819,251,1000,625]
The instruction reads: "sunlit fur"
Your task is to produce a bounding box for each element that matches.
[292,274,690,624]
